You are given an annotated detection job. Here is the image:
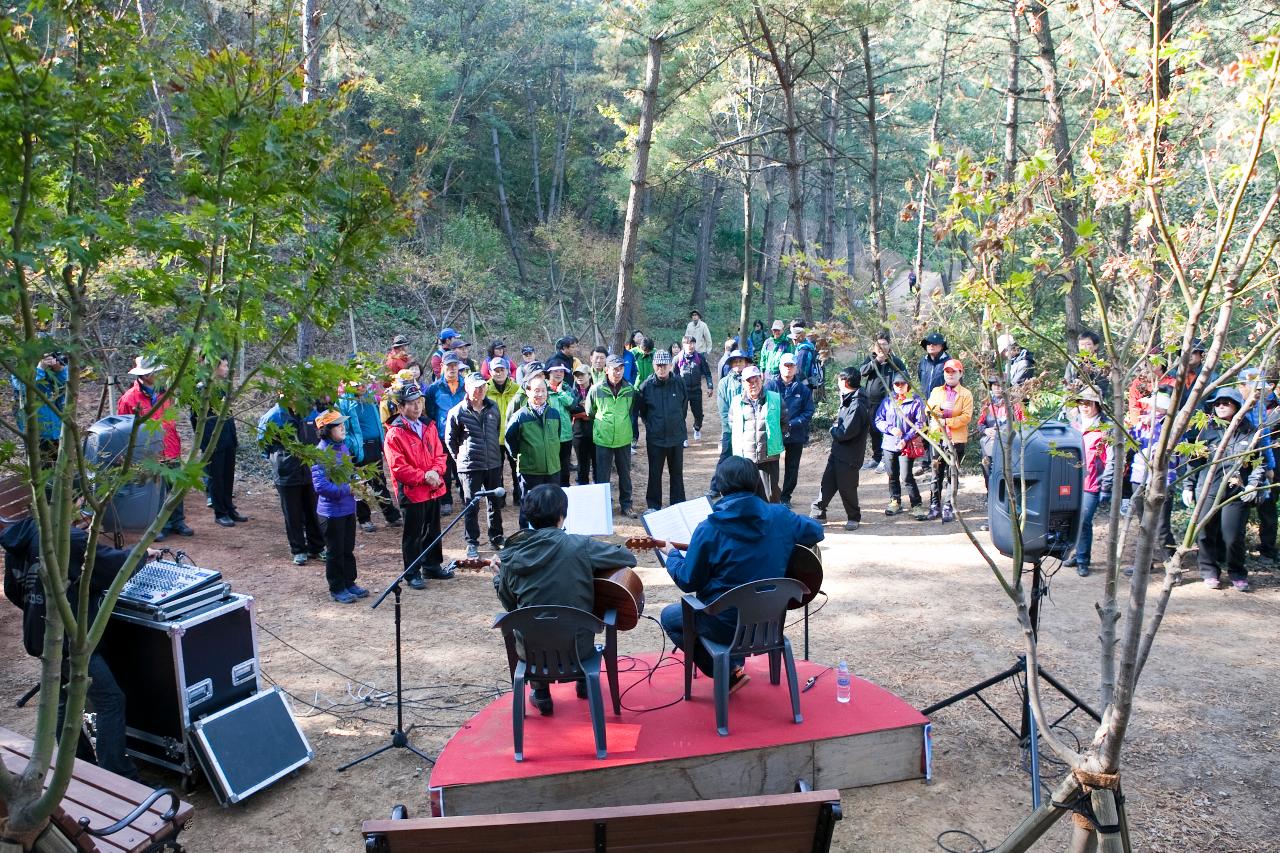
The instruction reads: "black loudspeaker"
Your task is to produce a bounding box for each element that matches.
[988,421,1084,560]
[99,594,259,780]
[189,687,314,806]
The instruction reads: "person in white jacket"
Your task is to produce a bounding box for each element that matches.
[685,310,713,354]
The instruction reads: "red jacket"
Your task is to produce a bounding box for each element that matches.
[384,353,410,387]
[117,380,181,460]
[383,416,447,504]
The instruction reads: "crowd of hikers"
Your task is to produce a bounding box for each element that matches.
[10,313,1275,604]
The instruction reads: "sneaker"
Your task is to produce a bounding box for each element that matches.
[530,689,554,716]
[292,553,308,565]
[926,504,942,521]
[1076,565,1090,577]
[170,523,195,537]
[912,505,927,521]
[1062,555,1078,567]
[465,543,480,559]
[1123,565,1135,578]
[875,460,886,474]
[809,506,827,521]
[215,516,236,528]
[424,564,455,580]
[406,574,426,590]
[491,535,506,549]
[728,667,751,695]
[1232,579,1251,592]
[885,499,901,516]
[1203,576,1221,589]
[861,459,877,471]
[229,511,249,523]
[440,503,454,516]
[843,520,860,531]
[347,584,370,599]
[623,507,639,518]
[331,589,357,604]
[318,549,330,561]
[683,439,689,448]
[361,521,377,533]
[693,429,702,442]
[941,504,955,523]
[1120,498,1131,517]
[575,680,588,700]
[206,496,213,508]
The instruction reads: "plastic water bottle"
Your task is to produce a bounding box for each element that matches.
[835,661,851,704]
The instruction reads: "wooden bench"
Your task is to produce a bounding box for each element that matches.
[0,727,194,853]
[361,782,842,853]
[0,473,32,526]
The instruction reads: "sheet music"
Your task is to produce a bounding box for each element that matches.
[641,496,713,566]
[562,483,614,536]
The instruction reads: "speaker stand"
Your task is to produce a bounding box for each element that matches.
[921,556,1100,807]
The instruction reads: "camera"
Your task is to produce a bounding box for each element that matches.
[45,351,69,366]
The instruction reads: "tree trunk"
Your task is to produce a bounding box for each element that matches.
[611,36,663,353]
[821,75,839,320]
[491,124,529,288]
[135,0,179,166]
[1003,2,1022,187]
[755,4,820,323]
[913,11,952,325]
[1025,1,1081,353]
[754,165,775,285]
[691,172,724,310]
[738,142,754,347]
[764,214,787,323]
[526,81,545,224]
[296,0,322,362]
[549,53,578,222]
[860,26,888,325]
[665,201,686,293]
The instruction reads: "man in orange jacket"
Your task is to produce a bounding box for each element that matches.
[117,356,192,540]
[926,358,974,523]
[383,385,452,589]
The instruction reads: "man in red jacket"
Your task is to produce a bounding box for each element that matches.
[383,385,453,589]
[117,355,191,541]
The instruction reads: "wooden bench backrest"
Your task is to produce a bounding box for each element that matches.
[0,728,193,853]
[0,474,32,525]
[362,789,842,853]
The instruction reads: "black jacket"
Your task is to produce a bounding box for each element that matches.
[190,386,238,452]
[859,353,908,405]
[444,397,503,472]
[918,351,951,397]
[636,374,689,447]
[828,389,872,464]
[3,520,131,656]
[1005,348,1037,388]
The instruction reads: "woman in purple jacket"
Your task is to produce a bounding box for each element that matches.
[874,374,929,519]
[312,410,368,604]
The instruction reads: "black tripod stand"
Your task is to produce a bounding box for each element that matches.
[922,555,1100,807]
[337,490,488,773]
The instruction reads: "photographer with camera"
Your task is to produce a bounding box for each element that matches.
[10,350,69,467]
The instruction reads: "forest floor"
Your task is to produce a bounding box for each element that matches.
[2,402,1277,852]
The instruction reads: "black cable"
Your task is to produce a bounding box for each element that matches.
[615,614,688,714]
[785,589,830,630]
[936,829,996,853]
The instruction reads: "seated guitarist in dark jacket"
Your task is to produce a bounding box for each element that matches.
[657,457,824,691]
[494,484,637,716]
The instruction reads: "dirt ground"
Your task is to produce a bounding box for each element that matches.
[2,402,1278,852]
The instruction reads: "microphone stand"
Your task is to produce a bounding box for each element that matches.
[337,488,492,773]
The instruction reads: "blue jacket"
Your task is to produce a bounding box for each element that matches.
[666,492,823,617]
[423,376,465,445]
[339,387,384,461]
[765,376,815,445]
[918,351,951,398]
[874,394,927,454]
[11,364,68,442]
[311,440,357,518]
[621,349,638,385]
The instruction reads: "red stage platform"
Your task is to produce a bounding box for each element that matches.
[429,652,929,816]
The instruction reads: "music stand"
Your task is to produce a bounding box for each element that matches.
[337,490,487,773]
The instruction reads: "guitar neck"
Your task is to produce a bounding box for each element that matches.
[625,536,690,552]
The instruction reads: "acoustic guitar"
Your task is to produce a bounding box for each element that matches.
[624,536,823,609]
[454,557,646,631]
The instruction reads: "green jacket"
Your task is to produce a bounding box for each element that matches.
[730,389,784,460]
[487,378,521,447]
[632,348,654,386]
[587,380,637,448]
[760,336,793,376]
[504,404,563,476]
[549,384,575,442]
[716,372,744,427]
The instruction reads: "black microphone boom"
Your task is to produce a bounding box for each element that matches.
[473,486,506,499]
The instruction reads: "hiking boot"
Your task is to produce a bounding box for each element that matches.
[884,499,901,516]
[941,503,956,523]
[361,521,377,533]
[926,504,942,521]
[861,459,877,471]
[229,511,250,523]
[292,553,308,566]
[1203,576,1221,590]
[1076,565,1090,577]
[347,584,370,599]
[530,689,554,716]
[875,460,886,474]
[465,543,480,559]
[331,589,357,604]
[809,506,827,521]
[843,520,860,531]
[424,564,455,580]
[406,573,426,590]
[215,516,236,528]
[491,535,506,549]
[1232,579,1251,592]
[912,504,927,521]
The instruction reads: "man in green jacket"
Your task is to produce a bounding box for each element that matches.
[504,376,562,527]
[495,484,638,715]
[729,365,785,501]
[716,349,750,463]
[588,355,638,517]
[546,364,577,487]
[759,319,793,380]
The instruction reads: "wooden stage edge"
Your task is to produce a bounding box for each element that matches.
[432,723,927,817]
[426,653,929,817]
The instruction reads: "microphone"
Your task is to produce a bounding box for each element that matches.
[473,486,506,499]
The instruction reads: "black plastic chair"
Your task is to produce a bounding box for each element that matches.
[493,605,609,761]
[681,577,808,736]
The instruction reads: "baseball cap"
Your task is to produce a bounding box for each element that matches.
[440,327,458,340]
[521,345,535,355]
[727,349,749,362]
[396,385,424,404]
[771,320,785,331]
[605,354,624,368]
[525,360,546,374]
[891,373,910,385]
[315,410,347,430]
[920,332,947,348]
[441,352,461,365]
[391,334,409,348]
[996,334,1016,351]
[742,365,763,380]
[653,350,672,365]
[780,353,797,366]
[451,339,470,348]
[547,363,570,373]
[464,373,488,389]
[943,358,964,373]
[488,357,508,370]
